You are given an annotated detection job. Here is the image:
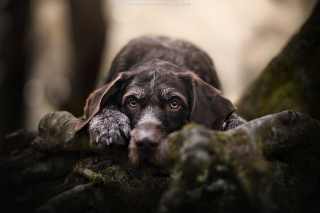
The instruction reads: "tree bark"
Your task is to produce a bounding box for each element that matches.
[158,111,320,213]
[237,2,320,121]
[1,110,320,213]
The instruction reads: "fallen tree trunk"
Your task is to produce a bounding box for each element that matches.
[159,110,320,213]
[1,110,320,213]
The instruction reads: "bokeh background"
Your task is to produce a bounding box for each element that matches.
[0,0,317,139]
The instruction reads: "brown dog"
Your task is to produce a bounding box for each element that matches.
[74,36,245,166]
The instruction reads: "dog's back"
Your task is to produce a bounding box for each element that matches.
[104,36,221,89]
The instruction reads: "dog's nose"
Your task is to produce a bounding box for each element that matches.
[135,130,159,149]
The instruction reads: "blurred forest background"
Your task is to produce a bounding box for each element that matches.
[0,0,318,139]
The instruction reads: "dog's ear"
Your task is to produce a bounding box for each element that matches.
[74,72,133,132]
[180,72,236,130]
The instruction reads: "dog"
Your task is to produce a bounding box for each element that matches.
[74,36,245,166]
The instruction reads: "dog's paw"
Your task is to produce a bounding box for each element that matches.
[88,107,131,146]
[221,112,246,131]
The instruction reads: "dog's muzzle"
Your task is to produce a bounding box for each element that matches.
[132,122,164,150]
[129,122,166,166]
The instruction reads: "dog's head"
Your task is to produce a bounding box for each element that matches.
[74,60,236,166]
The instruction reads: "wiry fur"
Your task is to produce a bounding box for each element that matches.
[85,36,246,166]
[136,106,161,126]
[88,105,131,146]
[221,113,246,131]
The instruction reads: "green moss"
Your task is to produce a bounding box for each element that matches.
[106,166,116,176]
[255,136,264,156]
[216,164,228,172]
[238,58,310,120]
[170,170,182,182]
[211,132,233,165]
[213,131,231,146]
[259,80,307,117]
[196,169,209,183]
[166,123,208,174]
[166,127,184,160]
[90,172,105,185]
[187,187,203,200]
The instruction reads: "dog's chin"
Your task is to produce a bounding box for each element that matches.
[128,141,166,167]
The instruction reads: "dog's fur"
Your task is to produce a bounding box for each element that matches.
[74,36,245,166]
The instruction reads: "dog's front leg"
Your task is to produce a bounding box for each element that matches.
[88,105,131,146]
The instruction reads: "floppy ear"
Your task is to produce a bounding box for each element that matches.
[181,73,236,130]
[74,72,132,132]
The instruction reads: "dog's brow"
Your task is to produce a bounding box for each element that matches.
[160,88,188,105]
[123,88,146,102]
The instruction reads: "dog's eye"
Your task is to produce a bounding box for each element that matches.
[129,100,137,107]
[170,101,179,109]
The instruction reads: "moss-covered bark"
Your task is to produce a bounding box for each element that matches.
[159,111,320,213]
[237,2,320,121]
[1,110,320,213]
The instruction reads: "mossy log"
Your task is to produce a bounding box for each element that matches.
[237,2,320,121]
[0,110,320,213]
[159,110,320,213]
